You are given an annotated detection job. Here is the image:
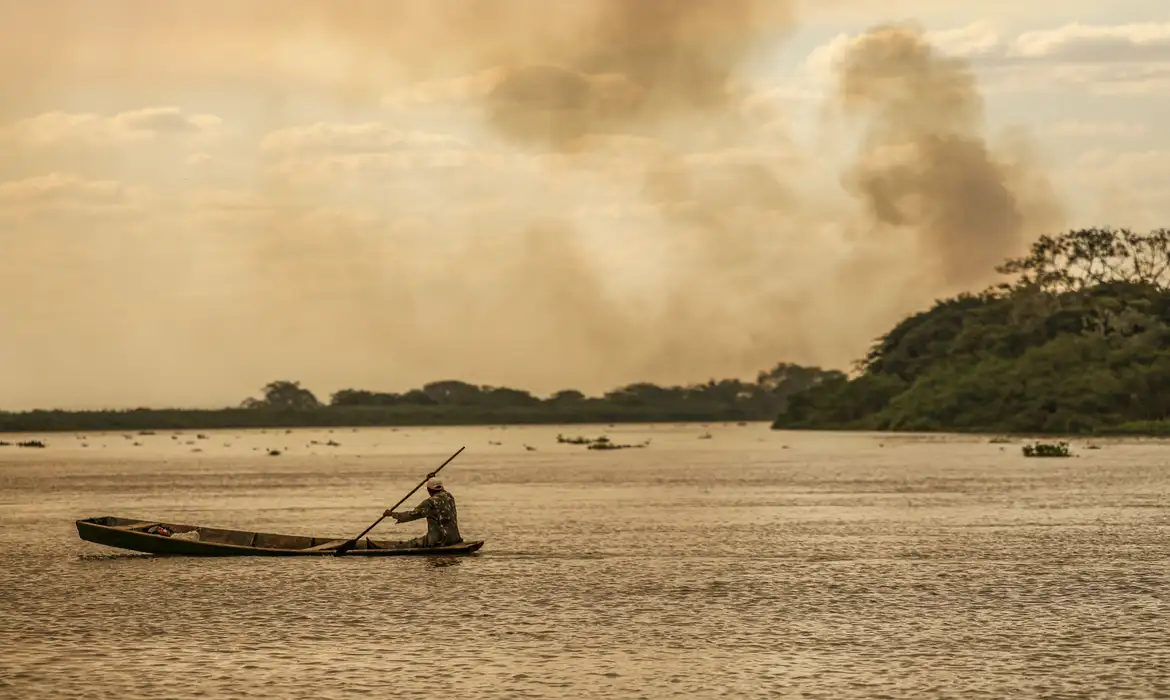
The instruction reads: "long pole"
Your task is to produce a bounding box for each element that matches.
[334,445,465,556]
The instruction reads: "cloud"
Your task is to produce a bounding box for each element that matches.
[1061,148,1170,228]
[805,22,1003,76]
[925,21,1004,58]
[0,173,141,207]
[1010,22,1170,62]
[1,107,222,146]
[1074,148,1170,179]
[185,153,213,167]
[382,68,507,110]
[1049,120,1148,138]
[259,122,463,155]
[832,25,1063,289]
[187,187,274,212]
[804,21,1170,95]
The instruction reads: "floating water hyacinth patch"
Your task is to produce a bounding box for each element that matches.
[1022,441,1071,458]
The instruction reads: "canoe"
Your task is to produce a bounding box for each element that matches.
[76,516,485,557]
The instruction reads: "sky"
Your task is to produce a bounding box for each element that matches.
[1,0,1167,410]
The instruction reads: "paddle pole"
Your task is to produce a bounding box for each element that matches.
[334,445,465,556]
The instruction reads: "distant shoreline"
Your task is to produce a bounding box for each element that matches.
[0,406,767,434]
[1,406,1167,436]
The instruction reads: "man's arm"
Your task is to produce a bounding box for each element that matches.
[385,497,434,523]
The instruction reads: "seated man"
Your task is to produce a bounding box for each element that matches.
[382,477,462,548]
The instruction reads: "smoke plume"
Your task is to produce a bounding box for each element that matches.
[833,25,1063,291]
[0,3,1062,409]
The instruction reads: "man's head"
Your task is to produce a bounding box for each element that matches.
[426,478,444,494]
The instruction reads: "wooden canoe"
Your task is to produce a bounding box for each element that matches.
[76,516,485,557]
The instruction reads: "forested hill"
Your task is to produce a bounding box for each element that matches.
[773,227,1170,435]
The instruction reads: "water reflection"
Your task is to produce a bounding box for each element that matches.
[427,556,463,569]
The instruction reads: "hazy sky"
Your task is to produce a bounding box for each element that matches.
[1,0,1167,410]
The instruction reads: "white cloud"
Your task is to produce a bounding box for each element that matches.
[0,173,138,204]
[0,174,149,222]
[925,21,1005,58]
[187,188,273,212]
[382,68,506,110]
[1009,22,1170,61]
[259,122,464,155]
[1074,148,1170,177]
[801,21,1170,96]
[986,62,1170,95]
[266,149,524,186]
[1049,120,1148,138]
[1,107,222,146]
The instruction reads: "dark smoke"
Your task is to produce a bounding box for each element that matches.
[834,24,1063,290]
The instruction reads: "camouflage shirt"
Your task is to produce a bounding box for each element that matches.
[394,489,461,546]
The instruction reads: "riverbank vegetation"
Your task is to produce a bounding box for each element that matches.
[0,363,840,433]
[773,228,1170,435]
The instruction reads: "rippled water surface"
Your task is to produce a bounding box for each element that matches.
[1,424,1168,698]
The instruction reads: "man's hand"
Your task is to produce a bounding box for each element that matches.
[383,509,405,522]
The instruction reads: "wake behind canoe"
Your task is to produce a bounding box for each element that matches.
[76,516,484,557]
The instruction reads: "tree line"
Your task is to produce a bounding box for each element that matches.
[773,227,1170,435]
[0,363,841,433]
[239,362,841,417]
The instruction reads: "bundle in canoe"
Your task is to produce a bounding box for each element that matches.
[76,516,485,557]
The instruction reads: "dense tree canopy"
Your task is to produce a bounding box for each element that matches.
[319,361,837,417]
[241,381,321,410]
[774,227,1170,434]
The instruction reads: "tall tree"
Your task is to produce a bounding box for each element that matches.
[243,380,321,410]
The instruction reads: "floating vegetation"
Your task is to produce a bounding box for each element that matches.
[558,434,651,451]
[587,440,649,451]
[138,431,155,436]
[267,449,282,457]
[1022,441,1071,458]
[196,434,209,440]
[18,440,46,448]
[557,434,599,445]
[325,440,340,447]
[698,432,713,440]
[586,436,651,451]
[989,436,1012,444]
[0,441,10,447]
[1086,444,1102,450]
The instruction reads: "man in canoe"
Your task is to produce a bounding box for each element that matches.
[382,477,462,548]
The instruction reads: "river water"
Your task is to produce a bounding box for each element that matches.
[0,423,1167,698]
